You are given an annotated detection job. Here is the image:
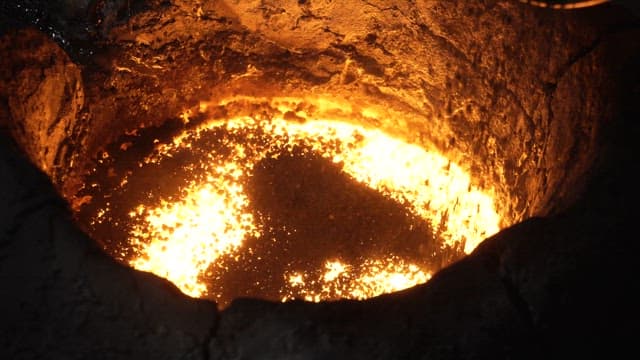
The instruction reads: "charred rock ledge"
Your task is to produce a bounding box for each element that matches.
[1,1,639,359]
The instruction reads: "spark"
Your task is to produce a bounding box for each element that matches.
[89,108,501,303]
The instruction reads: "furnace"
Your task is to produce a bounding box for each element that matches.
[1,1,638,358]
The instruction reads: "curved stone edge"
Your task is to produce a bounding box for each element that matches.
[1,1,639,359]
[8,0,633,226]
[0,136,218,359]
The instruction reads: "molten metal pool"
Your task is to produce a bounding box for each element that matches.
[76,98,501,307]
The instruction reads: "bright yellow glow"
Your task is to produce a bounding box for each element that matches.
[123,109,501,301]
[323,260,349,282]
[281,258,432,302]
[128,160,257,297]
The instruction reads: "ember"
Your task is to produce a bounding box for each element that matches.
[76,97,500,306]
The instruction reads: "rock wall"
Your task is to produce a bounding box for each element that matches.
[0,136,218,359]
[0,28,84,184]
[2,0,638,223]
[1,1,639,358]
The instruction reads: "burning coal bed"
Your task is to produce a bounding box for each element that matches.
[75,106,501,307]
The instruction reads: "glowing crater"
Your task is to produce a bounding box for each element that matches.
[79,103,501,306]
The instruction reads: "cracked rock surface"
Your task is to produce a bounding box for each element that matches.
[1,0,639,359]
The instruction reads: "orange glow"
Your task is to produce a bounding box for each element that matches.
[92,98,501,302]
[281,258,432,302]
[518,0,610,9]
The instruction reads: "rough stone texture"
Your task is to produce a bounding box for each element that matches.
[3,1,639,225]
[1,0,639,359]
[0,136,218,359]
[0,28,85,184]
[212,252,536,359]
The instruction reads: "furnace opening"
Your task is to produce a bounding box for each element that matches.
[0,1,611,310]
[72,97,501,307]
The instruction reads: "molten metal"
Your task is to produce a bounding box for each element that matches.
[79,99,501,306]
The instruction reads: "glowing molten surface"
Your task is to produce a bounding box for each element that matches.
[81,113,500,305]
[282,258,432,302]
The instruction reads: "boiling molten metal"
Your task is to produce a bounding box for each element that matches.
[81,100,501,305]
